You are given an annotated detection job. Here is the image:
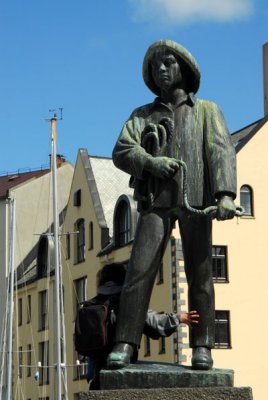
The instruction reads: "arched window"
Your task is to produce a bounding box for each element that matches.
[118,201,131,246]
[240,185,254,216]
[114,195,138,247]
[75,219,85,263]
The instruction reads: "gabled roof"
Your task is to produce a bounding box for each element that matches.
[79,150,133,237]
[231,115,268,152]
[0,169,50,199]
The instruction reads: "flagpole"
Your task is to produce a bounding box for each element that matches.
[6,198,16,400]
[51,115,63,399]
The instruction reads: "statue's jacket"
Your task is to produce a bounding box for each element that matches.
[113,94,237,211]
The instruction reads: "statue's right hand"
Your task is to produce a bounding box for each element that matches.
[145,157,180,179]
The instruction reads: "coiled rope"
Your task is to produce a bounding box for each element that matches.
[140,120,244,218]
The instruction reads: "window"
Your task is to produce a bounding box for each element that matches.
[37,235,54,278]
[88,221,94,250]
[66,232,70,260]
[27,295,31,323]
[74,277,87,314]
[19,346,23,378]
[215,310,231,348]
[39,290,48,330]
[73,189,81,207]
[159,336,166,354]
[74,351,87,380]
[27,344,32,377]
[240,185,254,216]
[18,298,22,326]
[144,335,151,357]
[39,341,49,385]
[157,262,164,284]
[115,201,131,246]
[75,219,85,263]
[114,195,138,248]
[212,246,228,282]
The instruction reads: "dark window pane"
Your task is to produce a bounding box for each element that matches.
[157,262,164,284]
[73,189,81,207]
[117,201,131,246]
[39,290,48,330]
[66,233,70,259]
[76,219,85,263]
[89,222,94,250]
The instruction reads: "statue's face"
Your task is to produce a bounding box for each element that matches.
[151,49,183,93]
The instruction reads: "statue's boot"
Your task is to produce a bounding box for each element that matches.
[191,346,213,370]
[106,343,134,369]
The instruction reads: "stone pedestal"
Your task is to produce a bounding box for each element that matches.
[78,362,253,400]
[79,387,253,400]
[100,362,234,389]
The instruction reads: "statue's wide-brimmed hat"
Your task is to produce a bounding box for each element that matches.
[142,39,201,95]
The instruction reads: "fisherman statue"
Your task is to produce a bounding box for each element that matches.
[107,39,238,370]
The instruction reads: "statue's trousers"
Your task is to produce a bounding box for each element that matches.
[115,208,215,349]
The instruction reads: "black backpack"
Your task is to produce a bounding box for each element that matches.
[74,294,120,358]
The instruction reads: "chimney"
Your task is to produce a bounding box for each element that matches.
[263,42,268,116]
[49,154,66,169]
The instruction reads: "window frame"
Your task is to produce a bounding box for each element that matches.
[18,298,23,326]
[212,245,228,283]
[73,189,81,207]
[66,232,71,260]
[19,346,23,378]
[74,276,87,316]
[88,221,94,250]
[39,341,49,385]
[73,351,87,380]
[75,219,85,263]
[27,295,31,323]
[39,290,48,331]
[27,344,32,377]
[215,310,231,349]
[117,201,131,246]
[113,195,138,248]
[240,185,254,217]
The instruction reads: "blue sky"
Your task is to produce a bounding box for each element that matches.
[0,0,267,173]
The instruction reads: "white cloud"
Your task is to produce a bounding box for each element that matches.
[128,0,254,25]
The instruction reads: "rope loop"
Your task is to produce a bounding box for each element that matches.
[140,122,244,218]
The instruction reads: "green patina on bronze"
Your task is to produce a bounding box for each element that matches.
[108,39,238,372]
[143,39,201,95]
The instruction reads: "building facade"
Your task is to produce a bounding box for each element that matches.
[0,158,74,399]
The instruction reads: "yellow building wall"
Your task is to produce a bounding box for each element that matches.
[11,163,73,269]
[211,121,268,400]
[62,151,105,396]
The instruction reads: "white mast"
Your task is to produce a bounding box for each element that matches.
[50,113,68,399]
[5,197,16,400]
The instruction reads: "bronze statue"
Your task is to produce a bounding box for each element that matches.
[107,40,237,370]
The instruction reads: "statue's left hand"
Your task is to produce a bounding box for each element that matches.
[216,195,236,220]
